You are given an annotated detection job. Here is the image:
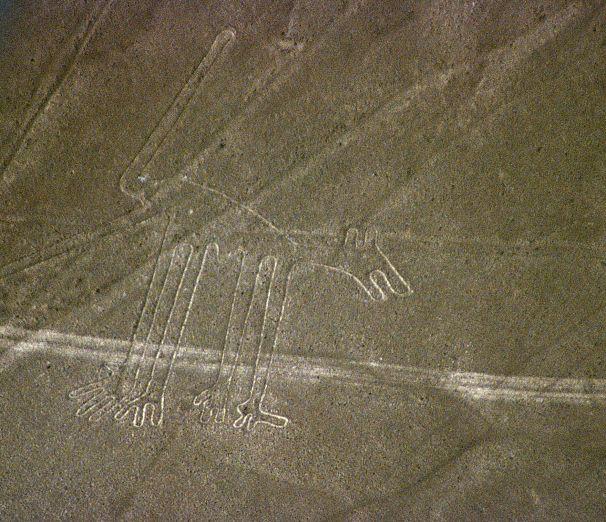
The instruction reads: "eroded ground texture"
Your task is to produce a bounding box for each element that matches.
[1,0,606,520]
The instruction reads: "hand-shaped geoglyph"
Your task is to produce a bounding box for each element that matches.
[190,224,413,433]
[69,190,413,432]
[69,237,222,427]
[313,226,413,302]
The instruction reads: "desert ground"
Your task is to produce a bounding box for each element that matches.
[1,0,606,519]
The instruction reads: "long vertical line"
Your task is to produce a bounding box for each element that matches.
[225,254,259,404]
[217,251,246,387]
[126,213,173,395]
[133,243,179,389]
[146,244,193,391]
[260,268,294,403]
[248,257,277,396]
[161,245,213,396]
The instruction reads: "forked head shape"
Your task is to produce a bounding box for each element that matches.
[335,227,413,302]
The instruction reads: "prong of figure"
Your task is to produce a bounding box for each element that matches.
[69,363,120,422]
[233,258,292,431]
[68,213,173,422]
[68,363,114,401]
[193,249,247,424]
[195,252,277,426]
[116,215,173,399]
[69,232,204,427]
[75,388,114,419]
[145,242,218,404]
[127,243,193,396]
[114,242,195,427]
[309,226,413,302]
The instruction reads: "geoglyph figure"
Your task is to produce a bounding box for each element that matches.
[69,27,413,431]
[69,181,413,430]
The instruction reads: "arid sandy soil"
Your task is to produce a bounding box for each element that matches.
[1,1,606,519]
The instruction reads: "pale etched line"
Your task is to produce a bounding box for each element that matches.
[0,177,293,282]
[293,230,606,265]
[278,359,606,404]
[234,256,281,426]
[2,326,605,405]
[473,2,583,105]
[260,269,294,406]
[224,255,269,406]
[0,207,155,279]
[192,245,248,424]
[218,227,606,259]
[127,242,195,427]
[249,257,280,395]
[183,0,367,180]
[131,214,172,342]
[184,178,298,245]
[373,230,606,258]
[0,0,116,190]
[121,213,172,396]
[236,259,294,429]
[119,28,237,206]
[160,243,216,397]
[3,201,601,285]
[4,216,601,285]
[215,249,246,404]
[133,242,189,388]
[146,243,194,389]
